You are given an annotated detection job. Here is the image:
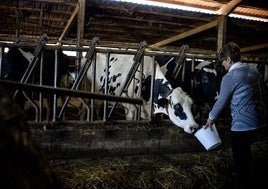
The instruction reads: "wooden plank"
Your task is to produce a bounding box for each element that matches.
[76,0,86,78]
[241,43,268,53]
[216,0,243,15]
[149,20,218,48]
[77,0,85,43]
[59,4,79,42]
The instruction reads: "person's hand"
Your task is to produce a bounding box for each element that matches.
[204,118,214,130]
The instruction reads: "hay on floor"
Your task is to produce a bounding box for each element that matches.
[52,139,267,189]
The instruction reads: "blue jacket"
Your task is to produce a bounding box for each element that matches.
[209,62,266,131]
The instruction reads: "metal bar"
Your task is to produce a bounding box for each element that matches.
[149,56,156,121]
[0,80,143,105]
[91,50,97,121]
[53,49,58,121]
[79,97,90,121]
[23,91,39,121]
[190,59,195,91]
[0,42,220,59]
[13,35,47,98]
[0,46,3,78]
[103,52,110,121]
[172,44,188,80]
[38,51,44,121]
[57,37,99,119]
[136,56,144,121]
[108,41,147,118]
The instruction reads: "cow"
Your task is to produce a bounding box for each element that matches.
[155,56,219,120]
[1,46,73,120]
[81,53,199,134]
[190,61,219,119]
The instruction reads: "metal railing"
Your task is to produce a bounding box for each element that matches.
[0,39,222,125]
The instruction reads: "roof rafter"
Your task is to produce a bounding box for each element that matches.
[149,20,218,48]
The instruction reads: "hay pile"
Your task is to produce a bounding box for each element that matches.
[52,148,235,189]
[52,139,267,189]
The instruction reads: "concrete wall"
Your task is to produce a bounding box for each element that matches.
[30,121,231,160]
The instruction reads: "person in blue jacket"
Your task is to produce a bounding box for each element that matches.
[204,42,266,189]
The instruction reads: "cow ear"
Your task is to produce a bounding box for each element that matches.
[157,98,168,107]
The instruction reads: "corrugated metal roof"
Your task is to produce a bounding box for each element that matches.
[146,0,268,19]
[0,0,267,57]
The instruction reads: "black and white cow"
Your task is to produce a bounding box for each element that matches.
[156,56,219,119]
[2,46,73,120]
[190,61,218,116]
[81,53,199,133]
[3,46,71,86]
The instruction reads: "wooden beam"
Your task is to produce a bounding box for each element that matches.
[217,15,226,52]
[216,0,243,15]
[216,0,242,52]
[241,43,268,53]
[39,3,45,36]
[59,4,79,42]
[75,0,86,75]
[77,0,85,43]
[149,20,218,48]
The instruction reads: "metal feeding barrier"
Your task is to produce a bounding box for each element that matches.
[0,37,226,125]
[57,37,99,119]
[107,41,147,119]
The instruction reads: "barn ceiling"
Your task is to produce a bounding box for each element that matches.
[0,0,267,60]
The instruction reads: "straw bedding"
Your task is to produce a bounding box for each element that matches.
[52,140,267,189]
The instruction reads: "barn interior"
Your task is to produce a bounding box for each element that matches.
[0,0,267,59]
[0,1,267,189]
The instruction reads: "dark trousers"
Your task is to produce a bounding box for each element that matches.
[231,130,256,189]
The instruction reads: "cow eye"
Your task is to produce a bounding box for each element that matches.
[173,103,187,120]
[174,103,181,110]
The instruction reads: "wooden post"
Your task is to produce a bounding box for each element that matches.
[76,0,85,76]
[217,15,226,53]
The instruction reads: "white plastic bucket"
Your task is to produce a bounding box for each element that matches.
[194,124,222,151]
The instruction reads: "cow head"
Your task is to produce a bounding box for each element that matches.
[141,66,198,134]
[153,87,199,133]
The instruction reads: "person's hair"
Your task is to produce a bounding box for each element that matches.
[218,42,241,63]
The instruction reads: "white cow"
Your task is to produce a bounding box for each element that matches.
[81,53,198,133]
